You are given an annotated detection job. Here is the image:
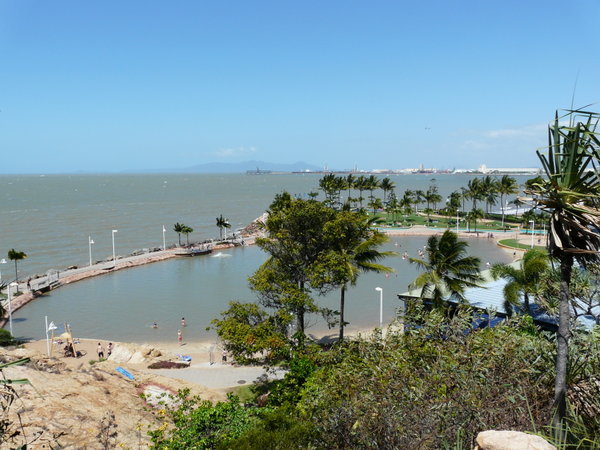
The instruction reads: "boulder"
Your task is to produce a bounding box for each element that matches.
[108,343,165,364]
[475,430,556,450]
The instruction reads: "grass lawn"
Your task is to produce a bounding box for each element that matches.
[372,212,520,231]
[498,238,547,251]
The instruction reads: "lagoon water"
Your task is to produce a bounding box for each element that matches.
[1,173,528,342]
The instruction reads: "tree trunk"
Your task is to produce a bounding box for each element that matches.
[552,254,572,436]
[14,262,18,282]
[523,292,530,314]
[339,285,346,342]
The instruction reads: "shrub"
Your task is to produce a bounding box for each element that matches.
[147,361,189,369]
[0,329,16,347]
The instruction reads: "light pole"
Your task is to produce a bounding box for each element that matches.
[112,229,118,263]
[456,209,459,234]
[375,287,383,329]
[162,225,166,251]
[7,282,18,336]
[88,236,94,266]
[529,220,535,248]
[0,258,6,283]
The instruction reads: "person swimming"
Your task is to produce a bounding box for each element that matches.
[152,322,158,328]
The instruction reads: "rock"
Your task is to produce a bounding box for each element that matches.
[475,430,556,450]
[108,343,169,364]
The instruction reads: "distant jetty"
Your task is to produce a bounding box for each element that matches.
[246,168,272,175]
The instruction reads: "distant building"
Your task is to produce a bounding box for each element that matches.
[477,164,540,175]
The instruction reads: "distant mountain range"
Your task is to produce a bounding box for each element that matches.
[152,160,323,173]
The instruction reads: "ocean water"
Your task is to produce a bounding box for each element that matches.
[1,173,528,342]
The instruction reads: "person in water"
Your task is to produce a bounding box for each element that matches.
[152,322,158,328]
[181,317,186,327]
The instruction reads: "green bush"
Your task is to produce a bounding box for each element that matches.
[0,329,16,347]
[297,307,556,448]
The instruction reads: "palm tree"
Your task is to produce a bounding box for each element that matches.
[345,174,356,204]
[528,108,600,431]
[466,208,484,233]
[409,230,483,306]
[173,222,185,246]
[380,177,395,205]
[510,197,526,217]
[7,249,27,283]
[498,175,519,227]
[481,175,499,215]
[414,190,425,213]
[365,175,380,205]
[216,214,231,239]
[327,216,394,341]
[490,249,549,315]
[355,175,367,209]
[182,226,194,246]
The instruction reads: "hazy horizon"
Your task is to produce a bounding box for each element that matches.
[2,1,599,174]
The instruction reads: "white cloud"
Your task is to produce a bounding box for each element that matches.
[212,146,257,158]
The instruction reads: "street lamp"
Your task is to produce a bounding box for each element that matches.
[7,282,18,336]
[0,258,6,283]
[88,236,94,266]
[375,287,383,329]
[162,225,166,251]
[529,220,535,248]
[112,229,118,263]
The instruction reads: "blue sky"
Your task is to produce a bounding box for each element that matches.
[1,0,600,173]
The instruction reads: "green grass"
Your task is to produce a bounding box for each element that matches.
[498,239,547,251]
[371,212,519,231]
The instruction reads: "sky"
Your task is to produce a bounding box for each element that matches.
[1,0,600,174]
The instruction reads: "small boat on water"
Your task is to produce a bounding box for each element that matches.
[174,247,213,257]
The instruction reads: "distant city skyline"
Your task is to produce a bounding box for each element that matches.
[1,1,600,174]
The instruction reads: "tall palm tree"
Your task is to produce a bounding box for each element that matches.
[414,190,425,213]
[528,108,600,431]
[173,222,185,246]
[345,174,356,204]
[380,177,396,205]
[216,214,231,239]
[490,249,549,315]
[510,197,526,217]
[334,228,394,341]
[498,175,519,226]
[409,230,483,306]
[365,175,380,205]
[466,208,484,233]
[355,175,368,209]
[7,249,27,283]
[182,225,194,246]
[481,175,499,215]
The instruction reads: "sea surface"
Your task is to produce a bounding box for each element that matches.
[1,173,530,343]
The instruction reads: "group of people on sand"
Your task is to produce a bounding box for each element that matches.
[97,342,113,359]
[151,317,188,346]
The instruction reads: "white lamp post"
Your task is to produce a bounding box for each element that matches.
[529,220,535,248]
[112,229,118,263]
[0,258,6,283]
[8,282,18,336]
[375,287,383,329]
[162,225,166,251]
[88,236,94,266]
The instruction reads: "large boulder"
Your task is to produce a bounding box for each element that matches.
[108,343,165,364]
[475,430,556,450]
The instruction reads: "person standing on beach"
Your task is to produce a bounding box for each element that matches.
[107,342,113,357]
[97,343,104,359]
[177,329,182,345]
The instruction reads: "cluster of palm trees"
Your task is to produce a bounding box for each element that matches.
[173,223,194,246]
[173,215,232,246]
[318,173,395,210]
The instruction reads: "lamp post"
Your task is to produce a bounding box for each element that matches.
[8,282,18,336]
[112,229,118,263]
[375,287,383,329]
[162,225,166,251]
[529,220,535,248]
[456,209,459,234]
[0,258,6,283]
[88,236,94,266]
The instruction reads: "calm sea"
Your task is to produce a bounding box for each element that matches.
[1,173,529,342]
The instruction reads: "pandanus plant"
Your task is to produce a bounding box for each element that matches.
[526,107,600,433]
